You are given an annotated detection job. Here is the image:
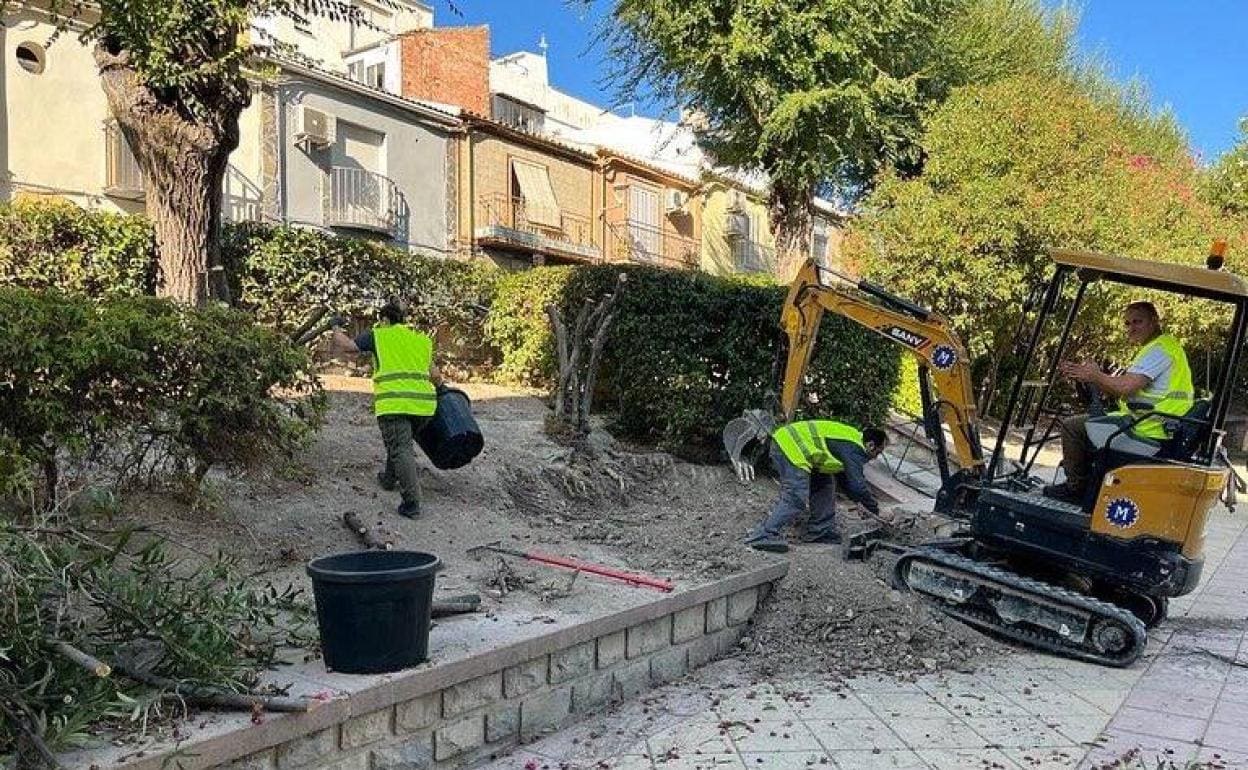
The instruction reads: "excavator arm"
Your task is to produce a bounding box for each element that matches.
[778,260,985,473]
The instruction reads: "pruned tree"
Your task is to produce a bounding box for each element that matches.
[593,0,1077,269]
[21,0,381,304]
[545,273,627,437]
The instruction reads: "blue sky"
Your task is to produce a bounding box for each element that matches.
[442,0,1248,161]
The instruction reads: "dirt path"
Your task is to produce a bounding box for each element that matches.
[124,377,1005,678]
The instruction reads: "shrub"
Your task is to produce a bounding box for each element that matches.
[486,265,901,455]
[0,198,155,296]
[0,287,324,500]
[220,223,498,349]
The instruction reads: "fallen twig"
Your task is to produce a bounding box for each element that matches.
[52,639,111,678]
[343,511,396,550]
[0,698,63,769]
[114,664,318,713]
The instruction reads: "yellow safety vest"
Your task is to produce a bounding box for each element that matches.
[772,420,865,474]
[1113,333,1193,440]
[372,325,437,417]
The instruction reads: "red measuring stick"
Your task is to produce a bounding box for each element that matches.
[520,549,675,592]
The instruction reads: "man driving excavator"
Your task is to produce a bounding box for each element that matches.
[731,411,889,553]
[1046,300,1193,503]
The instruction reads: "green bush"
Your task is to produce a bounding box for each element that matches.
[486,265,901,455]
[0,287,324,499]
[220,223,498,350]
[0,203,500,364]
[0,198,156,296]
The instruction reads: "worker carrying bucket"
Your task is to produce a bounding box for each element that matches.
[331,299,484,518]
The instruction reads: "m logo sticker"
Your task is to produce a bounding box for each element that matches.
[1105,497,1140,529]
[931,345,958,371]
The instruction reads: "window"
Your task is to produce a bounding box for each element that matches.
[15,42,45,74]
[628,185,661,259]
[511,160,561,229]
[492,95,545,134]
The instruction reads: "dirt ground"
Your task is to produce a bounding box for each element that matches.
[125,377,1005,679]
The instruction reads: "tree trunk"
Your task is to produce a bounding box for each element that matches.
[768,182,815,280]
[95,44,246,306]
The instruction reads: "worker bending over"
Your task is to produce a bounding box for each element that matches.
[737,419,889,553]
[333,300,444,518]
[1047,301,1192,503]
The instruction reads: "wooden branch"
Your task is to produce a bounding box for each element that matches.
[546,304,571,419]
[578,275,628,430]
[115,665,319,713]
[52,640,111,678]
[343,511,396,550]
[566,299,593,419]
[1,698,62,770]
[580,310,617,431]
[430,593,481,618]
[290,305,329,344]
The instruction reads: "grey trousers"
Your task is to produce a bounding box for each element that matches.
[378,414,431,506]
[746,443,840,545]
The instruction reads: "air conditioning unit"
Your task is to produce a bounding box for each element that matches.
[725,211,748,239]
[664,189,688,213]
[294,105,335,148]
[726,190,746,212]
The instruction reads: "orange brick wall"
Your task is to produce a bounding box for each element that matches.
[399,26,490,116]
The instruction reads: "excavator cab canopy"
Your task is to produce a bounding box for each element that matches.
[988,247,1248,481]
[1051,248,1248,302]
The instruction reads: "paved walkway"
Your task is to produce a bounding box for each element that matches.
[477,509,1247,770]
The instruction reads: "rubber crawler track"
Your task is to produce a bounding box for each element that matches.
[893,547,1148,667]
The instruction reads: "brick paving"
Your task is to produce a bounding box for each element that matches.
[476,509,1247,770]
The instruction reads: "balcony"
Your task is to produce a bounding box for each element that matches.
[104,121,145,199]
[325,166,399,236]
[732,239,776,274]
[474,193,600,262]
[608,220,698,270]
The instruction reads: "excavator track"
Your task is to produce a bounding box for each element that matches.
[893,547,1148,667]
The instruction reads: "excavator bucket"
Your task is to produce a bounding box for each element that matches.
[722,409,775,471]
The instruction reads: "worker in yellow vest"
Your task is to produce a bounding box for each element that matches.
[1048,301,1193,504]
[333,300,444,518]
[742,419,889,553]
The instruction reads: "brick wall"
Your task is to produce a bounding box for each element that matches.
[223,585,770,770]
[399,27,490,116]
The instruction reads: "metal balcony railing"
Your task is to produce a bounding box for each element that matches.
[103,121,145,199]
[325,166,399,235]
[475,193,599,261]
[609,220,698,270]
[732,239,776,274]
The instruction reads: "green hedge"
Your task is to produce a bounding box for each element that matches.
[486,265,902,455]
[0,287,324,498]
[220,223,498,348]
[0,202,499,363]
[0,199,156,296]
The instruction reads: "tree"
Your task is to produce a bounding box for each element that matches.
[594,0,1074,268]
[1205,119,1248,218]
[845,75,1246,398]
[27,0,365,304]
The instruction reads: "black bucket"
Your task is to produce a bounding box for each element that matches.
[306,550,440,674]
[417,386,484,470]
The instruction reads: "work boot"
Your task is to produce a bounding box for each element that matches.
[397,500,421,519]
[800,532,842,545]
[744,537,790,553]
[377,471,397,492]
[1042,482,1083,504]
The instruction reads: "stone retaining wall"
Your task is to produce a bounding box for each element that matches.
[83,563,785,770]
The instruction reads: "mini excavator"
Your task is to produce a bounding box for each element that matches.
[723,246,1248,666]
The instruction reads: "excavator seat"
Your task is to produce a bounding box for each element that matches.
[1088,400,1213,503]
